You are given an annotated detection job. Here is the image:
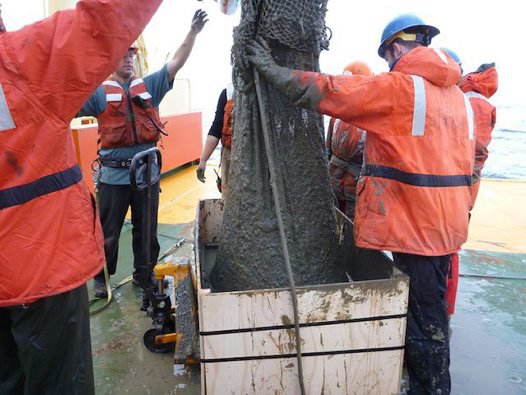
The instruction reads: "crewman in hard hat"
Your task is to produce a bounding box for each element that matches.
[247,13,475,394]
[460,62,498,208]
[79,10,208,299]
[196,82,235,197]
[0,1,163,393]
[443,47,463,74]
[441,49,498,319]
[326,61,372,219]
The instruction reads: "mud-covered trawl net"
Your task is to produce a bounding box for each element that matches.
[210,0,347,292]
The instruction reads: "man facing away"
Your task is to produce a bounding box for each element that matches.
[78,10,208,298]
[247,14,475,394]
[461,62,498,208]
[0,1,163,393]
[442,49,498,318]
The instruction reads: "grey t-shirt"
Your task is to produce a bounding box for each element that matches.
[79,65,173,185]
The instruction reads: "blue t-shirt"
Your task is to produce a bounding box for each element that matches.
[79,65,173,185]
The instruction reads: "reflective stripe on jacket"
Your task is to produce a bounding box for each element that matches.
[98,78,166,148]
[0,0,162,306]
[459,66,498,208]
[288,47,475,255]
[221,83,234,148]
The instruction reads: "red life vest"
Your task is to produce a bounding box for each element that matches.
[459,65,498,208]
[221,84,234,149]
[98,78,167,148]
[308,47,475,255]
[328,118,365,166]
[0,0,162,307]
[327,118,365,210]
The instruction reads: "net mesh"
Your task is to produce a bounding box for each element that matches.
[232,0,330,80]
[210,0,346,292]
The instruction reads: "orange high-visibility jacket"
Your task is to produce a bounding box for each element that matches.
[327,117,365,165]
[0,0,162,306]
[98,78,167,148]
[286,47,475,255]
[221,84,234,148]
[459,66,498,208]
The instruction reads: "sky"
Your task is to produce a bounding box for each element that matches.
[2,0,523,124]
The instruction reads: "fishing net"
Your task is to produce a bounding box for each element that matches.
[210,0,347,292]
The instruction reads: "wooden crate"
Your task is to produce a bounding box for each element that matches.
[195,199,408,394]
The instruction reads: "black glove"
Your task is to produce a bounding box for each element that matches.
[246,37,275,72]
[246,37,314,109]
[191,9,209,34]
[196,166,206,183]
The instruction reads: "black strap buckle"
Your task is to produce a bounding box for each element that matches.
[99,158,135,169]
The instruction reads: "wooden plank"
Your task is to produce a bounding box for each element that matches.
[198,280,408,332]
[196,199,222,395]
[197,199,224,245]
[201,318,405,359]
[203,351,403,394]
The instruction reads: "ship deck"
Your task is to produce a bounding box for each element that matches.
[88,166,526,394]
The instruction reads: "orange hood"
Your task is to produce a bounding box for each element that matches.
[459,64,498,98]
[393,47,461,88]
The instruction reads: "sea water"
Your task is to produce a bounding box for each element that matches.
[483,104,526,180]
[209,103,525,180]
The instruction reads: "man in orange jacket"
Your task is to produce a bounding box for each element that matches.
[442,51,498,318]
[247,14,474,394]
[461,62,498,208]
[326,61,372,219]
[0,1,162,393]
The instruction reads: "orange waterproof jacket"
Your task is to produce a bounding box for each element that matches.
[459,65,498,207]
[221,84,234,148]
[0,0,162,306]
[283,47,474,255]
[98,78,167,148]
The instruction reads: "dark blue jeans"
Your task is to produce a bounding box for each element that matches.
[393,252,451,395]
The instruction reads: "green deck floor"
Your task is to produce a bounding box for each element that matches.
[89,224,526,394]
[88,221,200,394]
[450,249,526,394]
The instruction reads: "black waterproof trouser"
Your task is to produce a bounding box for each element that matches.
[95,182,160,283]
[393,252,451,395]
[0,284,94,395]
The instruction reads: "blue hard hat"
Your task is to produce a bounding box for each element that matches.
[378,14,440,58]
[442,48,462,65]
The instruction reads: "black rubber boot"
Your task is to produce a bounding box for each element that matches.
[93,277,108,299]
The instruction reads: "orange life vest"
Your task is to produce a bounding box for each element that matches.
[327,118,365,208]
[459,65,498,208]
[98,78,167,148]
[328,118,365,166]
[295,47,474,255]
[0,0,162,306]
[221,84,234,149]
